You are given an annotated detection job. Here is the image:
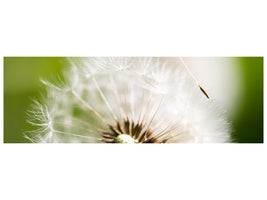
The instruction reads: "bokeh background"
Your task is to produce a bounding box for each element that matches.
[3,57,263,143]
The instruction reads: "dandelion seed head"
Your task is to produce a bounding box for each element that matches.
[26,57,231,143]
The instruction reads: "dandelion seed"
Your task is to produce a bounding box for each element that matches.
[26,57,231,143]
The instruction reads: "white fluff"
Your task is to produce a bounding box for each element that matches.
[26,57,231,143]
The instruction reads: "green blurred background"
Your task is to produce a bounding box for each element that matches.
[3,57,263,143]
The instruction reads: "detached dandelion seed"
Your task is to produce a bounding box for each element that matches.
[26,57,230,143]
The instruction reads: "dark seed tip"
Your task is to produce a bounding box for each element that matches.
[199,85,210,99]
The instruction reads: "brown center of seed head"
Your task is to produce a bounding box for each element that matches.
[101,119,171,143]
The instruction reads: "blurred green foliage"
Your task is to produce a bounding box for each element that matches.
[232,57,263,143]
[3,57,263,143]
[4,57,65,143]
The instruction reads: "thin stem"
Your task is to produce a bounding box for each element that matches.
[121,68,128,118]
[53,122,101,135]
[144,95,164,132]
[179,57,210,99]
[109,73,124,119]
[57,109,108,132]
[92,76,118,121]
[53,130,102,141]
[140,91,153,124]
[71,89,109,125]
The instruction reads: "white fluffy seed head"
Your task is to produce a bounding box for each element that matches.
[26,57,231,143]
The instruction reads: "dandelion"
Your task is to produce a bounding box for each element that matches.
[26,57,230,143]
